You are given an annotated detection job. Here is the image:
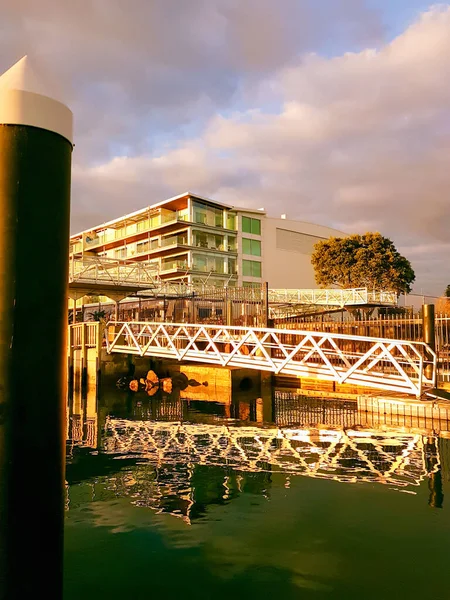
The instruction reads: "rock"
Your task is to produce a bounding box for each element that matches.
[146,370,159,385]
[129,380,139,392]
[161,378,173,394]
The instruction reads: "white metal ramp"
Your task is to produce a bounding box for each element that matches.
[106,321,437,398]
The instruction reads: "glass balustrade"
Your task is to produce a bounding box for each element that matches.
[71,242,83,253]
[160,257,189,272]
[160,235,188,248]
[80,210,188,249]
[192,253,237,275]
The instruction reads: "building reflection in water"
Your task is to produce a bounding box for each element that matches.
[66,383,448,522]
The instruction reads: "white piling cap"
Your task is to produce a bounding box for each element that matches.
[0,56,73,144]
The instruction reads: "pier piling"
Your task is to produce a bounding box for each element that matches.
[0,56,73,598]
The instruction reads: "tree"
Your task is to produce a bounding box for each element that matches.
[445,285,450,298]
[88,309,106,322]
[311,232,415,293]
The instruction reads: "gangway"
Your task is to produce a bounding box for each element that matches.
[68,256,398,308]
[69,255,160,294]
[106,321,436,397]
[268,288,397,307]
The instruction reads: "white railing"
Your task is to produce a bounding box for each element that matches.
[104,419,432,487]
[268,288,397,307]
[105,321,436,397]
[80,212,187,250]
[69,256,159,288]
[70,322,100,349]
[68,418,436,523]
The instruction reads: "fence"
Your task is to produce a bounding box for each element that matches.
[69,322,102,352]
[81,285,268,328]
[273,312,450,382]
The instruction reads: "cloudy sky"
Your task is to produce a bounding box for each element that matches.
[1,0,449,294]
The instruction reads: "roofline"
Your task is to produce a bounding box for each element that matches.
[70,191,260,239]
[268,216,346,235]
[235,207,267,215]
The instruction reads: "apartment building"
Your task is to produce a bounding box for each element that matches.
[70,192,344,289]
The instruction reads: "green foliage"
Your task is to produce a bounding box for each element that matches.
[311,232,415,293]
[88,309,106,322]
[445,285,450,298]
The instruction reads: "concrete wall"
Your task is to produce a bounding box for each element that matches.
[262,217,345,289]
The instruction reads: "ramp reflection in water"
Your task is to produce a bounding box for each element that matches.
[66,385,448,522]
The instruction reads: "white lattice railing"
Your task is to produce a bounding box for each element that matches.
[103,419,434,487]
[68,259,397,307]
[67,419,437,523]
[69,256,159,288]
[268,288,397,306]
[106,321,437,397]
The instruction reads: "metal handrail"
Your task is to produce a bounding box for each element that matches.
[105,321,436,397]
[69,256,159,287]
[268,288,397,306]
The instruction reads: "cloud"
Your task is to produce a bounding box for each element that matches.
[2,2,448,294]
[0,0,383,162]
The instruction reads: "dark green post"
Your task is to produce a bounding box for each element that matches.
[0,56,73,598]
[422,304,435,382]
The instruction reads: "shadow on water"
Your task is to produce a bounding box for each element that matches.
[65,377,450,599]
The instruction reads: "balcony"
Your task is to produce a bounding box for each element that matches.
[192,264,238,276]
[160,260,189,274]
[81,210,188,251]
[192,232,237,253]
[160,235,188,248]
[193,242,225,251]
[130,235,189,259]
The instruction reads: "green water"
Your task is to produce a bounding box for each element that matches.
[64,386,450,599]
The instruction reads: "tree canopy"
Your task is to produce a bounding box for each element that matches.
[311,232,415,293]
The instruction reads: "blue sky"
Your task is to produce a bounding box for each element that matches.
[369,0,436,37]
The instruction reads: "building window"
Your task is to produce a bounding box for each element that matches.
[177,208,189,222]
[226,213,236,230]
[228,258,236,275]
[193,254,207,271]
[115,247,127,259]
[243,281,262,288]
[242,216,261,235]
[227,235,237,251]
[137,218,149,232]
[242,260,261,278]
[192,201,224,228]
[242,238,261,256]
[161,255,188,271]
[136,240,150,254]
[193,231,225,250]
[117,226,127,239]
[194,210,207,225]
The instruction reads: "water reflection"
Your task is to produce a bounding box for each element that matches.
[66,383,448,523]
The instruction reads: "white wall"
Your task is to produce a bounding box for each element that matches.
[262,217,345,289]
